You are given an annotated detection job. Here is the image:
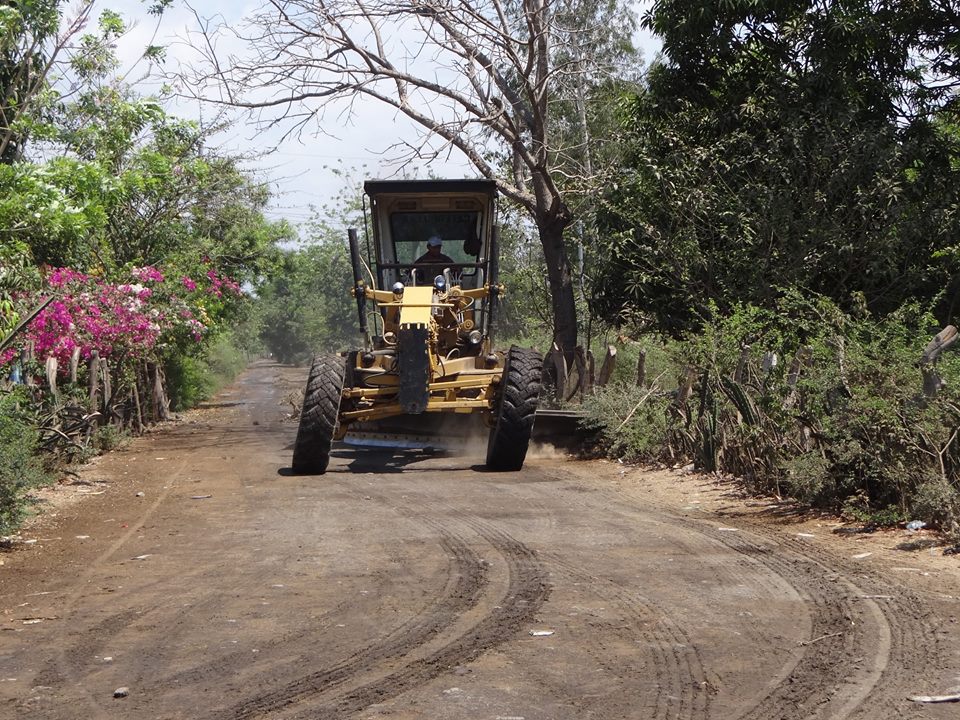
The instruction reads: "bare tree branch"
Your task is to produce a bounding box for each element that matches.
[174,0,638,356]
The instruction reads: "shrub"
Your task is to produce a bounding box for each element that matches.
[204,333,249,386]
[165,333,250,411]
[911,477,960,535]
[587,294,960,527]
[0,388,50,534]
[92,424,129,453]
[165,354,215,411]
[582,382,672,462]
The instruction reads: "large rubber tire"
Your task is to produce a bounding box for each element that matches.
[292,355,346,474]
[486,346,543,471]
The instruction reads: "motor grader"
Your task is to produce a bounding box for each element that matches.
[291,179,543,474]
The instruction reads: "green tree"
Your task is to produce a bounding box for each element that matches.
[256,240,358,364]
[253,179,365,362]
[0,0,72,163]
[0,240,39,337]
[0,2,143,163]
[595,0,960,335]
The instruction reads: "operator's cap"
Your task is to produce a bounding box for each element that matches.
[427,235,442,247]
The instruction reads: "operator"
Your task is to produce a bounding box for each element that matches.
[413,235,455,283]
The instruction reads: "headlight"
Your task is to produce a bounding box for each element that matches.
[392,281,405,295]
[433,275,446,291]
[468,330,483,345]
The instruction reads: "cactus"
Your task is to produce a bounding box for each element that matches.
[721,376,760,426]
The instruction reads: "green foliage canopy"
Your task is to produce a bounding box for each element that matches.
[594,0,960,336]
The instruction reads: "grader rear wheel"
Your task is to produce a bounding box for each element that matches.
[292,354,346,475]
[486,346,543,471]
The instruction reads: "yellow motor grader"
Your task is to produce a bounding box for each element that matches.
[291,179,543,474]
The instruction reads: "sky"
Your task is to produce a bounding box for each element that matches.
[98,0,662,230]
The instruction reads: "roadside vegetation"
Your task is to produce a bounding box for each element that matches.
[582,299,960,534]
[583,1,960,536]
[4,0,960,540]
[0,4,290,533]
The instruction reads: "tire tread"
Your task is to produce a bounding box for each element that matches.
[292,355,345,474]
[486,346,542,471]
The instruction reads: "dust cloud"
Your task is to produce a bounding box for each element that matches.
[525,441,567,460]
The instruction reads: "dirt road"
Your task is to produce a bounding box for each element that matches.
[2,361,959,719]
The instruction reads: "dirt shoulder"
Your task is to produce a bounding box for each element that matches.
[606,462,960,598]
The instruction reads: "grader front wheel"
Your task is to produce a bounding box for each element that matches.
[292,355,345,474]
[486,346,543,471]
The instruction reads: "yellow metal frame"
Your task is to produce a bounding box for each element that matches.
[340,279,507,429]
[343,369,501,423]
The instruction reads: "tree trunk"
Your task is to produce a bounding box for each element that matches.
[88,350,100,410]
[538,217,578,362]
[132,382,144,433]
[149,362,171,422]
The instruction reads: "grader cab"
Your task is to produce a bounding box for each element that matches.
[291,179,543,474]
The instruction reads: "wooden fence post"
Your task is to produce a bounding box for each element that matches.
[571,346,588,400]
[676,366,697,406]
[88,350,100,410]
[544,343,568,403]
[586,349,596,395]
[69,347,80,384]
[149,362,170,421]
[132,381,144,433]
[636,348,647,387]
[596,345,617,388]
[101,359,111,415]
[784,345,813,409]
[734,344,751,383]
[45,356,59,404]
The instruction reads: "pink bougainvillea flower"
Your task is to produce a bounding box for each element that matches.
[46,267,89,288]
[131,266,164,283]
[1,263,244,376]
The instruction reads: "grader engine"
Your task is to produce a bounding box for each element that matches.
[291,179,542,474]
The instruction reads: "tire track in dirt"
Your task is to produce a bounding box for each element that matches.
[542,519,802,720]
[699,519,943,720]
[12,372,345,719]
[290,519,549,719]
[540,550,711,720]
[400,481,716,719]
[225,487,552,719]
[563,465,940,720]
[28,607,147,691]
[16,402,300,718]
[501,473,797,716]
[512,469,898,719]
[147,594,359,693]
[616,499,893,719]
[694,526,885,720]
[216,528,489,719]
[17,455,190,720]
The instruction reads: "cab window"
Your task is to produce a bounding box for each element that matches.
[390,211,481,272]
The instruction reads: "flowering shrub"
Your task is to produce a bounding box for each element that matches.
[205,269,242,298]
[1,263,244,373]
